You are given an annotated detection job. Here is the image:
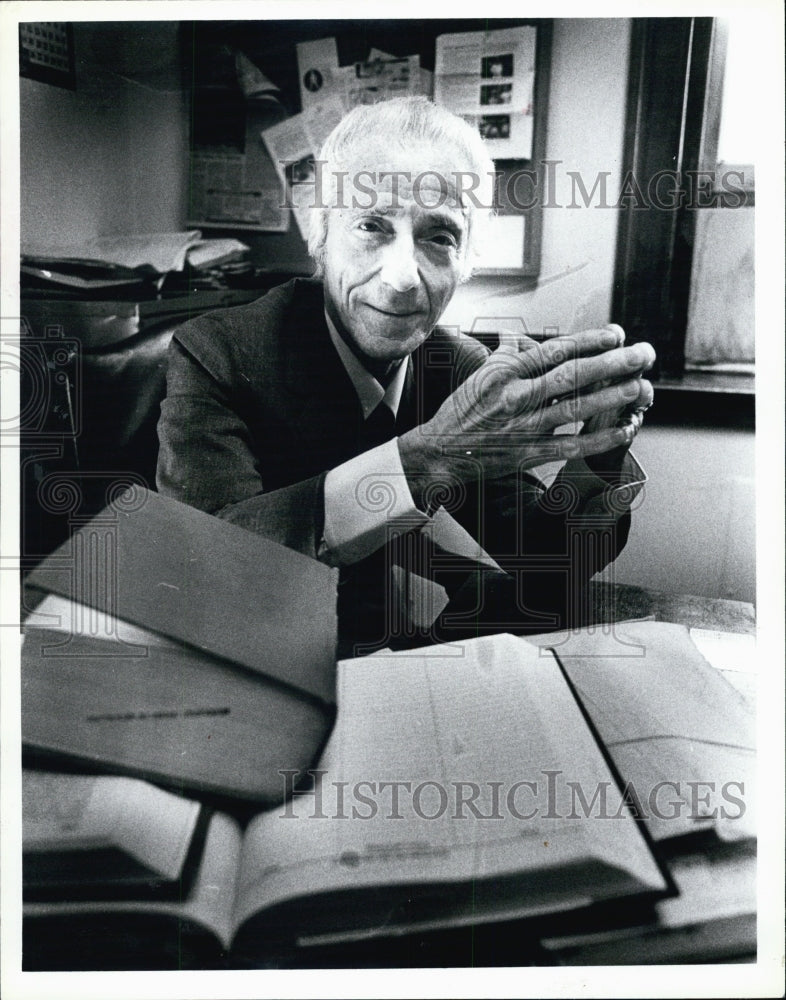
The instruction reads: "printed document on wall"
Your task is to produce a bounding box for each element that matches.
[435,26,536,159]
[261,96,348,239]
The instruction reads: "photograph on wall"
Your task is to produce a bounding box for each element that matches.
[481,52,513,78]
[480,82,512,105]
[478,113,511,139]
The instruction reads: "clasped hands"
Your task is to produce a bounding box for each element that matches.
[398,325,655,493]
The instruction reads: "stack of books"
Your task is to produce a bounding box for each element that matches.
[20,487,756,969]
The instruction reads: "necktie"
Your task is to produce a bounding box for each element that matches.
[342,399,507,654]
[359,401,396,450]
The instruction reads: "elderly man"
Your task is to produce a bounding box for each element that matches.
[157,97,654,655]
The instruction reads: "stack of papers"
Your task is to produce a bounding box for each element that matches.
[22,232,250,292]
[23,232,205,274]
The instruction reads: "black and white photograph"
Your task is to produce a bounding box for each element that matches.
[1,4,783,1000]
[286,154,317,187]
[478,112,511,138]
[481,52,514,78]
[479,82,513,105]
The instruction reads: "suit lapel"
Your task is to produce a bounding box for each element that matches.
[278,280,365,471]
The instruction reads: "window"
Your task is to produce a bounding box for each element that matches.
[612,17,755,388]
[684,18,755,373]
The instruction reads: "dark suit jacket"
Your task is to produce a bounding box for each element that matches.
[157,278,631,647]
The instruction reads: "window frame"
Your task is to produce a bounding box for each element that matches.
[611,17,753,388]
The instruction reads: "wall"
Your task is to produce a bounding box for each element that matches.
[442,18,632,337]
[20,22,188,248]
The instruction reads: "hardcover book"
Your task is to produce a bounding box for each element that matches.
[22,488,339,803]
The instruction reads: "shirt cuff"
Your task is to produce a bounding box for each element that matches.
[319,439,431,566]
[553,450,648,516]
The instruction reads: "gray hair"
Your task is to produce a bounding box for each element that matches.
[307,97,495,281]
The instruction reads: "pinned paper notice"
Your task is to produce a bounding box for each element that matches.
[296,37,341,109]
[261,96,348,240]
[435,26,537,159]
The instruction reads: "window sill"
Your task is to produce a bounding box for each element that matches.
[648,370,754,429]
[654,370,754,396]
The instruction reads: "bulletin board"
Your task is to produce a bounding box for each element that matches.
[182,19,551,277]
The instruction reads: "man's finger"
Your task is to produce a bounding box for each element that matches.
[538,343,656,400]
[494,330,540,355]
[513,327,627,379]
[629,378,655,412]
[481,327,629,381]
[541,378,643,430]
[605,323,626,345]
[548,423,636,462]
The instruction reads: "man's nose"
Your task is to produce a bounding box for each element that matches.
[379,233,420,293]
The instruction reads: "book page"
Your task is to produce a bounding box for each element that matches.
[690,627,757,701]
[24,770,201,883]
[231,634,666,941]
[526,621,756,842]
[24,810,242,952]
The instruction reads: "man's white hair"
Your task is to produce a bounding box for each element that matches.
[307,96,495,281]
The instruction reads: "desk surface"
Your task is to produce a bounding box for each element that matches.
[586,581,755,635]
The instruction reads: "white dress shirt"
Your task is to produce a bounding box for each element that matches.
[320,312,431,567]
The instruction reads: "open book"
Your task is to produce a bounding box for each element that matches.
[527,620,757,965]
[525,620,756,843]
[23,634,670,969]
[24,771,206,902]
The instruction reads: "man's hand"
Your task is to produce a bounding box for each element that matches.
[575,324,654,475]
[398,326,655,501]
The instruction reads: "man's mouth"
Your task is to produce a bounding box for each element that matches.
[364,304,422,318]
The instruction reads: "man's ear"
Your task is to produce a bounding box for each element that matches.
[460,207,494,281]
[306,207,329,276]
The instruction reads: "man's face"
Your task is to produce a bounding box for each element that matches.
[322,139,470,368]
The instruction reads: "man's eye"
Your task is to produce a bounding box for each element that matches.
[428,232,459,249]
[357,219,385,233]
